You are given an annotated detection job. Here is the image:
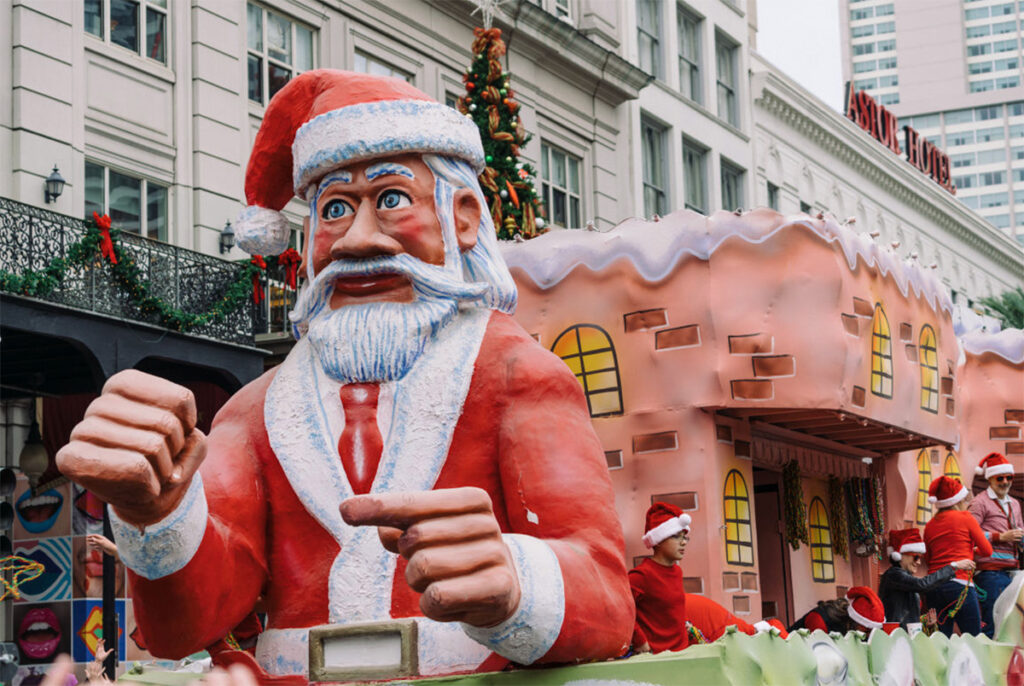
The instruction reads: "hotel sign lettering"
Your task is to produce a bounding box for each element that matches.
[844,83,956,194]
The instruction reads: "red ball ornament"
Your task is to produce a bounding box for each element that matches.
[467,82,475,90]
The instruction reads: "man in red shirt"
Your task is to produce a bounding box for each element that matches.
[629,503,692,653]
[923,476,994,636]
[968,452,1024,638]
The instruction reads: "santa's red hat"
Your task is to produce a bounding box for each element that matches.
[235,69,485,255]
[976,452,1014,480]
[846,586,884,630]
[642,502,692,549]
[929,475,968,508]
[886,528,926,562]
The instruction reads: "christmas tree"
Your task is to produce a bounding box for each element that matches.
[457,27,544,240]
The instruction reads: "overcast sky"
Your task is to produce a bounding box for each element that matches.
[756,0,844,112]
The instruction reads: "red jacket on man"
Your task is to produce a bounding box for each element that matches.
[111,311,634,679]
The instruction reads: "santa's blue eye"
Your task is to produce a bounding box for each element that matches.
[322,199,353,220]
[378,190,411,210]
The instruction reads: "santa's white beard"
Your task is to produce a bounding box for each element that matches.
[290,254,488,384]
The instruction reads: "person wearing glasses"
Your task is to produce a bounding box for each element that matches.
[968,452,1023,638]
[878,528,974,634]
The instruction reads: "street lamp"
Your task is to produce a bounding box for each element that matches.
[18,417,49,490]
[219,220,235,254]
[44,165,66,204]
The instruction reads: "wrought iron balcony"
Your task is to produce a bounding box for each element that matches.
[0,197,261,346]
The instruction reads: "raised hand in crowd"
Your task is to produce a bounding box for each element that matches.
[84,639,114,683]
[86,534,120,560]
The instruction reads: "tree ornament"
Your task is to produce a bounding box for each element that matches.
[535,217,545,229]
[485,154,494,163]
[467,82,475,90]
[505,156,512,163]
[500,189,508,199]
[510,121,517,128]
[469,103,477,112]
[500,88,507,96]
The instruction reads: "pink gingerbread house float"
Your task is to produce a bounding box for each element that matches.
[503,208,960,626]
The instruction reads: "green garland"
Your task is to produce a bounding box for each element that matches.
[827,476,849,559]
[0,214,261,333]
[782,459,809,550]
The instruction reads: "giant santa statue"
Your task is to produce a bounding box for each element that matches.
[57,70,633,681]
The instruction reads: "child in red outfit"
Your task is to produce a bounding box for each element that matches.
[923,475,994,636]
[629,502,692,653]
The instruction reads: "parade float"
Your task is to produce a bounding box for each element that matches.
[3,57,1023,685]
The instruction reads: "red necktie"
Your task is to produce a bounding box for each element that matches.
[338,383,383,495]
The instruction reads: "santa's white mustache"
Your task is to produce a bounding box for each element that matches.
[290,253,489,332]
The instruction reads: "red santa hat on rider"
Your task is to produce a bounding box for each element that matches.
[928,475,969,508]
[845,586,885,630]
[886,528,926,562]
[234,69,485,255]
[976,452,1014,480]
[642,502,692,549]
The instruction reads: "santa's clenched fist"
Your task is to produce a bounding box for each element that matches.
[340,487,521,628]
[57,369,206,527]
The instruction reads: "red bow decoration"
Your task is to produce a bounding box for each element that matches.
[250,255,266,304]
[277,248,302,290]
[92,212,118,265]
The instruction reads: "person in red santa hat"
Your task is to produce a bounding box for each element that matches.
[844,587,886,634]
[923,475,993,636]
[56,69,633,681]
[968,451,1024,638]
[788,587,884,635]
[629,502,692,653]
[878,528,974,632]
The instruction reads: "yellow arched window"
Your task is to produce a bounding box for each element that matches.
[919,325,939,413]
[944,452,961,481]
[724,470,754,566]
[871,304,893,398]
[808,497,835,582]
[551,325,623,417]
[916,450,933,525]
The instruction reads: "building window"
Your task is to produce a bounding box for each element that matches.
[553,0,571,20]
[247,3,314,105]
[716,33,739,127]
[800,201,812,214]
[853,60,876,73]
[944,452,962,481]
[724,470,754,566]
[919,325,939,413]
[871,304,893,398]
[641,117,668,217]
[84,0,168,64]
[551,325,623,417]
[637,0,662,79]
[540,142,582,229]
[808,497,835,583]
[721,160,744,211]
[767,182,780,210]
[916,450,932,525]
[677,6,701,102]
[682,137,707,213]
[353,52,412,82]
[85,161,168,242]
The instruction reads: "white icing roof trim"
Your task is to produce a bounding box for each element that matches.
[961,328,1024,364]
[501,209,953,315]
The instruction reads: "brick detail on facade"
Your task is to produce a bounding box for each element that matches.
[728,332,773,354]
[655,324,701,350]
[731,379,774,400]
[624,308,668,332]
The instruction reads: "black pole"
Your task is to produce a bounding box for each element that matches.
[102,508,116,680]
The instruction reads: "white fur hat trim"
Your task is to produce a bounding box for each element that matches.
[930,485,968,509]
[753,621,772,633]
[642,513,692,549]
[985,463,1014,479]
[899,541,926,555]
[235,205,292,256]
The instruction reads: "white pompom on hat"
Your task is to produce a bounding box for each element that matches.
[976,452,1014,480]
[235,69,485,255]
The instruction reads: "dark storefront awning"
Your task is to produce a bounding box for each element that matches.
[716,408,945,458]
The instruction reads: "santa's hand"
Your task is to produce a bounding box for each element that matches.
[340,487,521,628]
[56,370,206,527]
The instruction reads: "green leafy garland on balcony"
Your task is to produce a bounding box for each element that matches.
[0,213,297,333]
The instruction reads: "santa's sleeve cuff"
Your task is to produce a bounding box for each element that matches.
[109,473,208,580]
[461,534,565,665]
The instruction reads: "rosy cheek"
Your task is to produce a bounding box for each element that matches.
[389,211,443,263]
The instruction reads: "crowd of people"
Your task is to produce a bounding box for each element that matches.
[630,450,1021,654]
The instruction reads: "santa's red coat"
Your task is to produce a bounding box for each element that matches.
[125,312,633,672]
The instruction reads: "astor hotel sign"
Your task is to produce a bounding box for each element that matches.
[844,83,956,194]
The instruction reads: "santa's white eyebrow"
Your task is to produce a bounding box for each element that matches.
[365,162,415,181]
